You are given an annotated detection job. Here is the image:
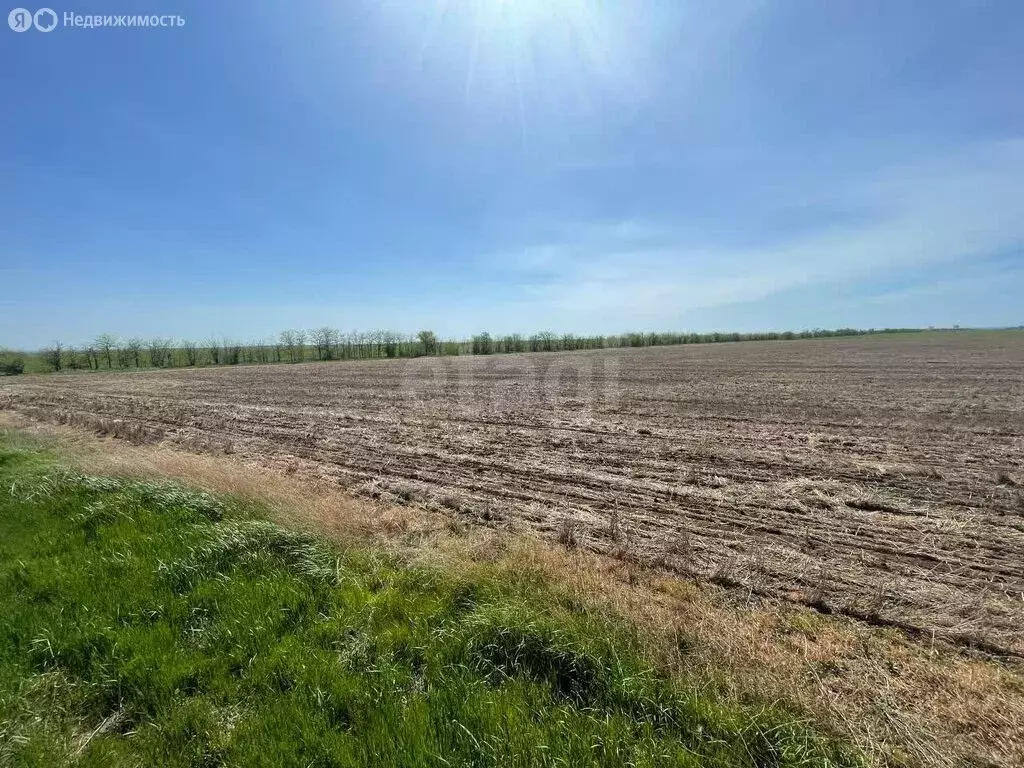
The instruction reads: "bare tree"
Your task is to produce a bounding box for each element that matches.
[311,328,325,361]
[280,330,297,362]
[182,339,198,366]
[386,330,396,358]
[116,343,132,369]
[64,346,86,370]
[279,329,307,362]
[43,340,64,371]
[125,337,143,368]
[257,340,270,363]
[223,338,241,365]
[148,338,173,368]
[82,344,99,370]
[206,337,221,365]
[311,327,331,361]
[311,327,340,361]
[95,333,118,369]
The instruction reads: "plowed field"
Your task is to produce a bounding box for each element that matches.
[4,332,1023,655]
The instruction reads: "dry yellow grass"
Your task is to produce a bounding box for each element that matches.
[3,412,1022,767]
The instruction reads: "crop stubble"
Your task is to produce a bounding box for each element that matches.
[3,332,1023,655]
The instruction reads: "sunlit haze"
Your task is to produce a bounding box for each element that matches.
[2,0,1022,347]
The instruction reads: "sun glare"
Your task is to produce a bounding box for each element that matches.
[374,0,641,153]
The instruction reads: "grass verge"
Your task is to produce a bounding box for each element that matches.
[0,430,860,767]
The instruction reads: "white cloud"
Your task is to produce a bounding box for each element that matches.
[485,139,1024,328]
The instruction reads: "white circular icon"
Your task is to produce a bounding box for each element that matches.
[8,7,32,31]
[33,7,57,31]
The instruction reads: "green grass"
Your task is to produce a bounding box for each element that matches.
[0,431,861,767]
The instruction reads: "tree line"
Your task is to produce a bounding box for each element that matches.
[12,327,927,374]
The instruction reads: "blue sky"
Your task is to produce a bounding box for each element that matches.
[2,0,1022,348]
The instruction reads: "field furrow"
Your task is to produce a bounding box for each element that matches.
[4,333,1023,655]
